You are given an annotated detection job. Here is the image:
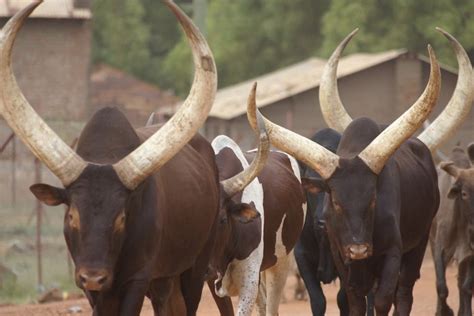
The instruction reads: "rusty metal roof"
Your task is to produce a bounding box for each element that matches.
[0,0,91,19]
[209,49,409,120]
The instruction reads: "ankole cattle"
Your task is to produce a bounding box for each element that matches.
[295,128,353,315]
[430,143,474,316]
[0,1,221,315]
[208,84,306,316]
[247,28,473,315]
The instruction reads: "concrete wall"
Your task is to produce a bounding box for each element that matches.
[0,17,92,121]
[204,56,471,155]
[0,17,91,206]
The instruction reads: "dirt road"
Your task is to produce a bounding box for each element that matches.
[0,259,464,315]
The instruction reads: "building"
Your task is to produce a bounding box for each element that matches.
[90,64,180,127]
[204,50,471,152]
[0,0,92,123]
[0,0,92,204]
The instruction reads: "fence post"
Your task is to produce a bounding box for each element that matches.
[34,158,43,288]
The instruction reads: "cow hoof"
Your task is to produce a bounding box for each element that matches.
[436,306,454,316]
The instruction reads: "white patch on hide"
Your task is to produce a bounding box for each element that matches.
[212,136,265,316]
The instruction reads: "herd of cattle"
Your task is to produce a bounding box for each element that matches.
[0,1,473,316]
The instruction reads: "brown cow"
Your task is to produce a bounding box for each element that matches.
[0,1,221,315]
[430,143,474,316]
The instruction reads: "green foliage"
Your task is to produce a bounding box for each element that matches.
[92,0,474,96]
[320,0,474,66]
[92,0,151,76]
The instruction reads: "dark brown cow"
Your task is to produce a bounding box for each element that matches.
[210,85,306,316]
[247,29,473,316]
[0,2,220,315]
[430,143,474,316]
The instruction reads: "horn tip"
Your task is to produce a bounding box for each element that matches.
[346,28,359,40]
[427,44,435,56]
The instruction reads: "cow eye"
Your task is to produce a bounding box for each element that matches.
[462,191,468,200]
[67,207,80,230]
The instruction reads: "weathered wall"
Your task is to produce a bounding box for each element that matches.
[0,18,92,121]
[0,17,91,206]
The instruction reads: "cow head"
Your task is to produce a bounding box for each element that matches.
[302,138,378,261]
[211,86,269,294]
[30,109,145,291]
[248,31,442,262]
[300,128,340,282]
[250,28,474,263]
[0,1,216,292]
[213,194,262,293]
[31,165,131,291]
[441,154,474,249]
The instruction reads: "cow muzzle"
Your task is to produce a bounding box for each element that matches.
[345,244,372,260]
[76,268,111,291]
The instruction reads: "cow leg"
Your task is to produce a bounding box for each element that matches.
[294,243,327,315]
[336,285,349,316]
[180,266,206,316]
[263,254,292,316]
[207,280,235,316]
[366,290,374,316]
[394,237,429,316]
[256,272,267,316]
[431,238,454,316]
[373,249,400,316]
[345,289,367,316]
[150,277,188,316]
[457,258,473,316]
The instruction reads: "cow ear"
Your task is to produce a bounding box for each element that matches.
[30,184,67,206]
[230,203,260,224]
[440,161,459,178]
[301,177,328,195]
[467,142,474,164]
[447,182,461,199]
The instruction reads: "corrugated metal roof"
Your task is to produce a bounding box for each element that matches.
[0,0,91,19]
[209,49,408,120]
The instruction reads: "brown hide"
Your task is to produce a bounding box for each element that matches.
[136,126,220,277]
[430,146,474,265]
[247,152,305,270]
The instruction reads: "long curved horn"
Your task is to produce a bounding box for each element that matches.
[423,120,449,161]
[113,0,217,190]
[418,28,474,151]
[358,46,441,174]
[221,84,270,197]
[319,29,358,133]
[0,1,87,186]
[247,84,340,180]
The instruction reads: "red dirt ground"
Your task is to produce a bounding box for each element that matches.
[0,259,466,315]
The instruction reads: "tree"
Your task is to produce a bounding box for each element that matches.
[92,0,151,76]
[320,0,474,65]
[161,0,330,95]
